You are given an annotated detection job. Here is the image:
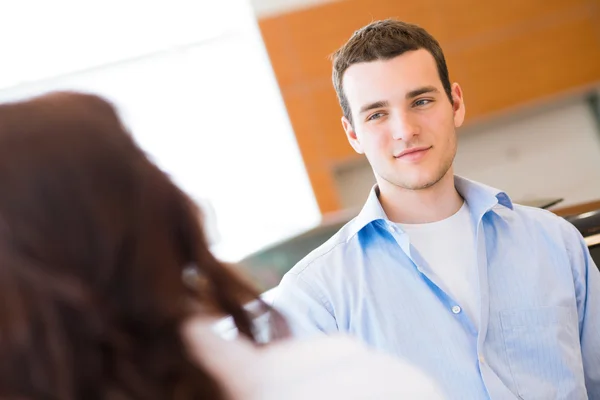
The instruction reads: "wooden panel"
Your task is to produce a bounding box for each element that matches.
[259,0,438,88]
[281,90,342,213]
[282,83,356,164]
[433,0,590,43]
[258,0,600,213]
[448,12,600,119]
[553,200,600,217]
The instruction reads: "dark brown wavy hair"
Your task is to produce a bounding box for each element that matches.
[0,92,276,399]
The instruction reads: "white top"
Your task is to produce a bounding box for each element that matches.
[184,318,446,400]
[398,201,479,326]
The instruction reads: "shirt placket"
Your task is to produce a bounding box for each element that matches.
[385,221,478,335]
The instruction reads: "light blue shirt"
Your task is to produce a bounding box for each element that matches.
[273,176,600,400]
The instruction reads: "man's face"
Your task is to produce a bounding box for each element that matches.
[341,49,465,191]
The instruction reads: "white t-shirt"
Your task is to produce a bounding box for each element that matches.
[397,201,479,326]
[185,318,446,400]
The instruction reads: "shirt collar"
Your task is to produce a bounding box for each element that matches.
[346,175,513,240]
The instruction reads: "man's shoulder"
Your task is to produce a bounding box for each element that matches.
[511,203,569,224]
[499,202,581,241]
[285,217,363,278]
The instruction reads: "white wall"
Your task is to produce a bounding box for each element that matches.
[0,1,236,88]
[334,94,600,210]
[0,0,321,261]
[455,96,600,207]
[250,0,340,17]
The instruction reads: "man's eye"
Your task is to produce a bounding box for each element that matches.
[414,99,432,107]
[367,112,384,121]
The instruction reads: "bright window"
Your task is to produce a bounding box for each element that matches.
[0,0,321,261]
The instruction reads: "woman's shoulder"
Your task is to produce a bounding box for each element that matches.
[186,318,445,400]
[256,334,445,399]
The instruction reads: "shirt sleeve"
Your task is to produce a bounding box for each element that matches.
[564,222,600,398]
[270,271,338,338]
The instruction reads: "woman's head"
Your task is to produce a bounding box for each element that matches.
[0,92,264,399]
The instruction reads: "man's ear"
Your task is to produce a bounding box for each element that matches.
[451,83,465,128]
[342,116,364,154]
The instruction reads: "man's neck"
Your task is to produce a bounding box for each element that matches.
[377,172,463,224]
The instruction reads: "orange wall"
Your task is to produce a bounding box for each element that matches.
[258,0,600,213]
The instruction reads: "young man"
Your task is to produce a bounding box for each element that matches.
[272,19,600,399]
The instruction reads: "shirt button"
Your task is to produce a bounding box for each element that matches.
[451,305,462,314]
[388,225,396,233]
[478,355,486,364]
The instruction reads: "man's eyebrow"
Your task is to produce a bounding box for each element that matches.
[359,100,389,114]
[406,86,439,99]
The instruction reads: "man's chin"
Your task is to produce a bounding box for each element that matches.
[378,165,452,192]
[397,172,446,191]
[404,180,437,191]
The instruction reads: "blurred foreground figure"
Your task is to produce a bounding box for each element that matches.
[0,92,443,400]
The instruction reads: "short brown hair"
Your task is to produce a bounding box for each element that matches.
[331,19,453,122]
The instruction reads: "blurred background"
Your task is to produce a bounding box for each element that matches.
[1,0,599,289]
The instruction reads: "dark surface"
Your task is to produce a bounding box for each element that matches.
[564,209,600,267]
[565,209,600,237]
[589,245,600,267]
